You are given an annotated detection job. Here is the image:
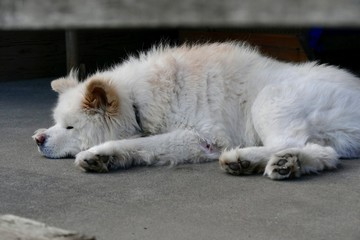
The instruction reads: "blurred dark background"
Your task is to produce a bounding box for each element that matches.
[0,28,359,81]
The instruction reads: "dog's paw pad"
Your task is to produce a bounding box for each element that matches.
[75,151,110,173]
[219,149,253,175]
[265,153,301,180]
[227,160,250,171]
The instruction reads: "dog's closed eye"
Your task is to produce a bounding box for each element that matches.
[66,126,74,130]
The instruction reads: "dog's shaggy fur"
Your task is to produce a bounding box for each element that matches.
[33,42,360,180]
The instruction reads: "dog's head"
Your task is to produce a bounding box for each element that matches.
[32,71,137,158]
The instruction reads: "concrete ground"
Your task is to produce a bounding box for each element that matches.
[0,79,359,240]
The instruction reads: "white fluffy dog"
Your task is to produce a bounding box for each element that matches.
[33,42,360,180]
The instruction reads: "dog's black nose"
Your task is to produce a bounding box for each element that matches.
[35,134,46,146]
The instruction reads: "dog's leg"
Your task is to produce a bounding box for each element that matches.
[74,129,221,172]
[219,146,274,175]
[264,143,339,180]
[219,143,339,179]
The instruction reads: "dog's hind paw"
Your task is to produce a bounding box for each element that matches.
[75,151,110,173]
[264,152,301,180]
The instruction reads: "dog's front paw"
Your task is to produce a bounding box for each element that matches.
[264,152,301,180]
[219,148,251,175]
[75,151,110,173]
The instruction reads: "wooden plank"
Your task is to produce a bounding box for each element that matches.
[0,215,95,240]
[0,0,360,29]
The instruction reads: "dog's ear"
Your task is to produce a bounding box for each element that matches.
[82,78,120,116]
[51,69,79,93]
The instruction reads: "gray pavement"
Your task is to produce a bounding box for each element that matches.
[0,79,359,240]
